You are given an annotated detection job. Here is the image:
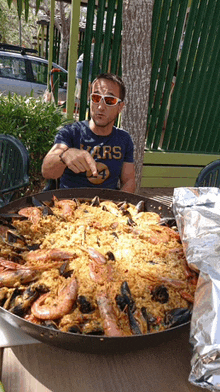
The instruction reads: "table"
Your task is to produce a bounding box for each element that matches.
[1,319,204,392]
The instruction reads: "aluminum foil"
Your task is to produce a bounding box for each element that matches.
[173,187,220,391]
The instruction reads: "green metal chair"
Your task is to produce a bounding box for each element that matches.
[194,160,220,187]
[0,134,29,207]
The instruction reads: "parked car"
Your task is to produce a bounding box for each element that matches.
[0,43,67,103]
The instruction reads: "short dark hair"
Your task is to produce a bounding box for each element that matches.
[92,73,126,101]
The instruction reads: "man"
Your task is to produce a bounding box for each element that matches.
[42,73,136,193]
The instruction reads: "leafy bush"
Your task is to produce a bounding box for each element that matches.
[0,93,67,191]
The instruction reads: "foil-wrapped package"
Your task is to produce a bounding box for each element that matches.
[173,187,220,391]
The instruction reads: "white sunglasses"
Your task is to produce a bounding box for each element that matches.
[90,93,122,106]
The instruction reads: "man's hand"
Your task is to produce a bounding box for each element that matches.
[63,148,98,177]
[42,144,98,180]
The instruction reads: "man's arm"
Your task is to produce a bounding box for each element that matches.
[42,143,98,179]
[120,162,136,193]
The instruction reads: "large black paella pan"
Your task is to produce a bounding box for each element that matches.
[0,188,192,353]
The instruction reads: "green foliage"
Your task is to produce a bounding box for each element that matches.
[0,93,67,178]
[0,0,38,47]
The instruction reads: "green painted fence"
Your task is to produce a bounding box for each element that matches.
[78,0,122,120]
[147,0,220,155]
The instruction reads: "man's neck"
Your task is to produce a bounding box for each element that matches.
[89,119,114,136]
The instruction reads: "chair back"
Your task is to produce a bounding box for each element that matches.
[194,160,220,187]
[0,134,29,206]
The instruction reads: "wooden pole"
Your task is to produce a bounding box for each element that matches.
[66,0,81,120]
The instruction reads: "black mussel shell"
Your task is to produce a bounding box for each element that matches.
[0,288,9,307]
[127,217,136,226]
[77,295,95,313]
[82,320,104,335]
[1,287,21,309]
[136,200,145,213]
[9,284,47,316]
[10,303,27,317]
[115,294,128,311]
[91,196,100,206]
[106,251,115,261]
[43,320,59,330]
[117,201,129,209]
[159,217,177,228]
[5,230,40,252]
[111,231,119,239]
[164,308,191,328]
[32,196,54,216]
[68,325,81,334]
[128,308,142,335]
[0,213,27,223]
[116,282,136,312]
[148,260,157,265]
[84,328,104,336]
[59,261,69,276]
[121,281,136,312]
[141,307,157,330]
[151,285,169,304]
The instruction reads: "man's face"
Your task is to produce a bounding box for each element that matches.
[90,78,124,129]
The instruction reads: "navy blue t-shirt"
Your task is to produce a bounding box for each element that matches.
[54,120,134,189]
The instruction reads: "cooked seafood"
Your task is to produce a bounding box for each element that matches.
[0,196,197,336]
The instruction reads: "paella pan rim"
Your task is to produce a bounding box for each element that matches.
[0,188,190,354]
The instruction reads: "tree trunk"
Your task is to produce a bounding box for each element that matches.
[121,0,154,193]
[58,2,70,69]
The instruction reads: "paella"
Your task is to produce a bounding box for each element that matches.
[0,195,197,337]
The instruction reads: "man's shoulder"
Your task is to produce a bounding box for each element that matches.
[59,120,88,132]
[114,126,132,139]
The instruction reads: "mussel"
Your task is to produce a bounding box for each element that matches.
[127,308,142,335]
[43,320,59,330]
[164,308,191,328]
[115,281,136,313]
[151,285,169,304]
[91,196,100,206]
[31,196,55,216]
[9,283,49,317]
[82,320,104,335]
[135,200,145,213]
[141,307,158,332]
[68,325,82,334]
[159,217,177,228]
[77,295,95,314]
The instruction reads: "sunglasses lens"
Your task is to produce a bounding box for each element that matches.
[104,96,118,106]
[91,94,102,103]
[91,94,120,106]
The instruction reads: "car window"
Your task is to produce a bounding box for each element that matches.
[0,56,27,80]
[31,60,48,85]
[31,59,67,88]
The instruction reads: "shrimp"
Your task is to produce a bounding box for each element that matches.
[31,276,78,320]
[0,269,39,287]
[96,291,125,336]
[127,225,180,245]
[138,269,187,289]
[0,258,64,271]
[52,196,77,218]
[18,207,42,225]
[85,247,113,284]
[24,248,77,263]
[179,290,194,303]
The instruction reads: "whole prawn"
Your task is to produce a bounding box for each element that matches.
[31,276,78,320]
[96,291,125,336]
